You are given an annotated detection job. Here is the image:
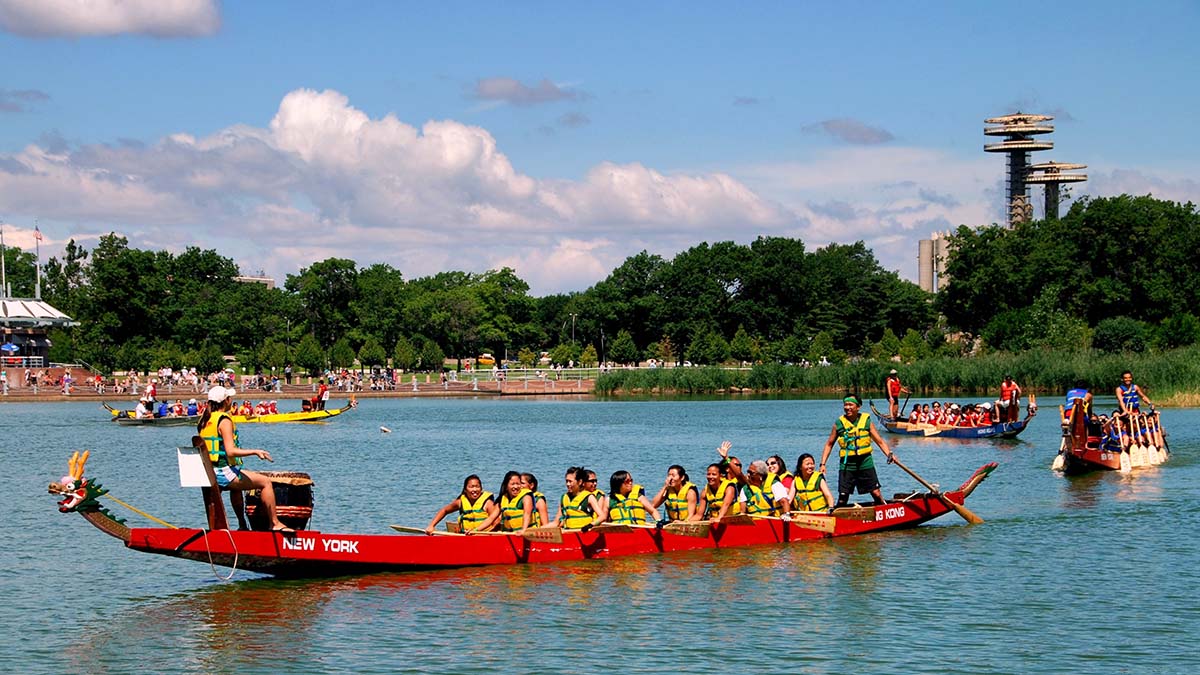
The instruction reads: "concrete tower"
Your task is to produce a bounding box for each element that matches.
[918,231,952,293]
[984,113,1054,226]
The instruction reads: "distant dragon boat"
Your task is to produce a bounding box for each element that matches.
[104,399,355,425]
[1053,402,1169,475]
[48,444,997,580]
[103,402,200,427]
[869,396,1037,440]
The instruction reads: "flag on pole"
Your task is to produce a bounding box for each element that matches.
[34,226,43,241]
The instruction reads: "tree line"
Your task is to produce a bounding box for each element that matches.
[5,193,1196,376]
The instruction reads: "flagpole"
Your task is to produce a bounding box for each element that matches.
[1,221,7,299]
[34,220,41,300]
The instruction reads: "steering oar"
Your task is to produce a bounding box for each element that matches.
[890,457,984,525]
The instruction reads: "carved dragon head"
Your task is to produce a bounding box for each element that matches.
[48,450,118,519]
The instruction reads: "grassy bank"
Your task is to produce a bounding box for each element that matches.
[595,346,1200,402]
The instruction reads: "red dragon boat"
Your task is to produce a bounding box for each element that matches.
[1054,401,1170,475]
[49,448,998,580]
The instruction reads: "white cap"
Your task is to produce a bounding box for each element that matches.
[889,369,898,374]
[188,398,197,404]
[207,385,232,403]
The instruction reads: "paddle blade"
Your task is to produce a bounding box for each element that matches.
[720,514,756,526]
[523,526,563,544]
[663,521,711,538]
[1119,451,1132,473]
[390,525,428,535]
[785,512,836,533]
[590,523,633,534]
[1052,453,1066,471]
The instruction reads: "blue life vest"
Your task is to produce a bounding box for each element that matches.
[1118,383,1140,410]
[1064,388,1089,415]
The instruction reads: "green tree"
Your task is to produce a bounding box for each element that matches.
[419,338,446,371]
[517,347,537,367]
[608,329,639,365]
[286,258,359,348]
[1157,313,1200,350]
[1092,317,1148,353]
[294,334,325,375]
[259,339,290,371]
[393,336,418,371]
[579,344,598,367]
[873,328,902,361]
[898,329,929,363]
[329,337,356,369]
[729,324,755,364]
[358,336,387,368]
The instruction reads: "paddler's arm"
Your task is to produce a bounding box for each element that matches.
[692,491,708,522]
[587,494,608,525]
[685,486,699,521]
[219,417,272,462]
[818,425,838,474]
[519,494,533,532]
[425,498,461,535]
[639,494,661,523]
[472,501,502,534]
[868,423,895,464]
[712,484,735,523]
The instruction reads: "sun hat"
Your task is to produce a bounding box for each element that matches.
[207,385,231,403]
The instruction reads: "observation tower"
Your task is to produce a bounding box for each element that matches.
[1026,161,1088,220]
[984,113,1054,225]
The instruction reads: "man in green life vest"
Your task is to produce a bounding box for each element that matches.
[818,394,896,508]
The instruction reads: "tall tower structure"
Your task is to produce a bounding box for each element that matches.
[917,231,952,293]
[1026,161,1088,220]
[984,112,1054,225]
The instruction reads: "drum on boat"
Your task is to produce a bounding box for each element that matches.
[245,471,314,530]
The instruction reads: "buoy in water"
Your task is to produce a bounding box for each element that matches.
[380,426,392,433]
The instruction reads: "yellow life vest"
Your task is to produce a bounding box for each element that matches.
[458,491,495,531]
[836,414,874,459]
[741,483,776,516]
[665,482,698,521]
[499,488,532,531]
[793,472,829,512]
[703,479,741,519]
[530,491,546,527]
[199,411,242,467]
[763,471,792,497]
[609,485,648,524]
[560,491,594,529]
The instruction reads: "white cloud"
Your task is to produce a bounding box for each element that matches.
[0,0,219,37]
[3,89,1198,294]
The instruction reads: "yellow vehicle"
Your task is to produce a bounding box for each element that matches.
[477,353,496,366]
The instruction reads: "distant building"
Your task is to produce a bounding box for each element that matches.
[234,275,275,289]
[0,297,78,368]
[917,231,952,293]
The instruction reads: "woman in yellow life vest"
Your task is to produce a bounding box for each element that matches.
[491,471,534,532]
[424,474,497,534]
[697,459,740,522]
[651,465,699,522]
[196,385,291,534]
[789,453,833,513]
[765,454,794,494]
[521,473,549,527]
[606,471,660,525]
[552,466,607,529]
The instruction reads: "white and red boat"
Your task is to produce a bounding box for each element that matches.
[49,450,998,580]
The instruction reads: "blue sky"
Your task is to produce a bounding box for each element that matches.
[1,1,1197,295]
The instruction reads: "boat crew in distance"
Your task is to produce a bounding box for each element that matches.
[1116,370,1154,415]
[425,475,497,534]
[819,394,896,508]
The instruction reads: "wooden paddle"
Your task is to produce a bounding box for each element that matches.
[662,521,712,538]
[1151,411,1169,460]
[1052,408,1068,471]
[1115,417,1132,474]
[719,513,757,526]
[1130,415,1148,467]
[770,513,836,534]
[890,457,984,525]
[390,525,466,536]
[1139,414,1161,466]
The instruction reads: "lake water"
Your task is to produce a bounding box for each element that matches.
[3,395,1199,674]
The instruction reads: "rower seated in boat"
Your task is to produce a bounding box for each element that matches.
[699,445,741,523]
[552,467,606,529]
[521,473,549,526]
[475,472,534,533]
[789,453,833,513]
[425,474,497,534]
[605,471,659,525]
[651,465,699,522]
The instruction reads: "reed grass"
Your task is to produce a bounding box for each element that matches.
[594,346,1200,402]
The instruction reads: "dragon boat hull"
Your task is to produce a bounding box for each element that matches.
[870,398,1036,440]
[54,462,998,579]
[104,402,200,426]
[1055,403,1168,475]
[230,401,355,424]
